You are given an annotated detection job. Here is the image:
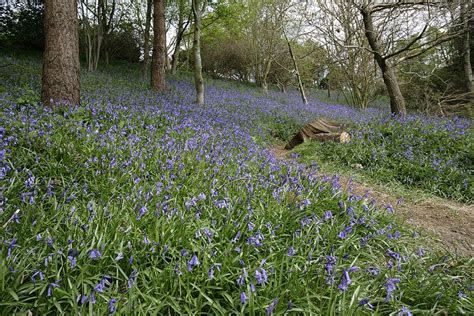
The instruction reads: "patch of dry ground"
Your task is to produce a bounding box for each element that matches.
[271,145,474,257]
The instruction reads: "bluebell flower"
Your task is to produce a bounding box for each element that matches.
[187,254,200,271]
[338,269,352,291]
[47,280,60,297]
[240,291,248,304]
[338,230,347,239]
[359,298,374,310]
[94,275,111,293]
[89,249,102,259]
[6,239,17,258]
[323,211,333,220]
[397,306,412,316]
[385,277,400,301]
[266,298,278,315]
[231,230,241,243]
[108,298,117,314]
[68,256,77,268]
[255,268,268,285]
[137,206,147,220]
[127,270,137,289]
[31,270,44,284]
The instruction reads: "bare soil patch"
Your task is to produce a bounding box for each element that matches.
[271,145,474,257]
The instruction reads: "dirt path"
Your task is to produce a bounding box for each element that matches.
[271,145,474,257]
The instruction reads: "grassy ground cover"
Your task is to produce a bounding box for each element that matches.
[0,54,472,314]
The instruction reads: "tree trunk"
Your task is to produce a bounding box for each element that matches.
[171,0,188,75]
[285,34,308,105]
[42,0,80,106]
[261,59,272,94]
[151,0,166,91]
[192,0,205,105]
[462,1,473,98]
[142,0,153,79]
[361,7,406,116]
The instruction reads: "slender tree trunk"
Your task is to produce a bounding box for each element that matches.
[94,33,103,71]
[151,0,166,91]
[192,0,205,105]
[258,59,272,93]
[42,0,80,106]
[171,0,187,74]
[462,1,473,97]
[142,0,153,79]
[361,7,406,116]
[285,34,308,105]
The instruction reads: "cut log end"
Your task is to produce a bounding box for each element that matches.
[284,118,350,149]
[312,132,350,143]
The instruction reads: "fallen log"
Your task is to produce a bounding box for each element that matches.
[285,118,350,150]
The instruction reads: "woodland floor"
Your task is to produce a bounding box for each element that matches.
[271,145,474,257]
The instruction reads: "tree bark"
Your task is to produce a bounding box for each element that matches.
[462,1,473,98]
[171,0,189,74]
[192,0,205,105]
[142,0,153,79]
[42,0,80,106]
[360,7,407,116]
[151,0,166,91]
[285,34,308,105]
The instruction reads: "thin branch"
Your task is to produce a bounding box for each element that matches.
[384,22,428,60]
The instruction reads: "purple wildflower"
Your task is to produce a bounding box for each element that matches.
[31,270,44,284]
[108,298,117,314]
[338,269,352,291]
[68,256,77,268]
[287,246,296,257]
[6,239,16,258]
[47,280,60,297]
[231,230,241,243]
[416,248,425,257]
[323,211,333,220]
[338,231,347,239]
[240,291,248,304]
[325,255,337,285]
[266,298,278,315]
[115,252,124,261]
[385,277,400,302]
[255,268,268,285]
[359,298,374,310]
[458,291,467,299]
[398,306,412,316]
[127,270,137,289]
[89,249,102,259]
[136,206,147,220]
[187,254,200,271]
[94,275,111,293]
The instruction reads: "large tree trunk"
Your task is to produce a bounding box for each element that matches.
[192,0,205,105]
[42,0,80,106]
[462,1,473,98]
[142,0,153,79]
[361,7,407,116]
[151,0,166,91]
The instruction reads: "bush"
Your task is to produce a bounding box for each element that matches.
[0,3,44,51]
